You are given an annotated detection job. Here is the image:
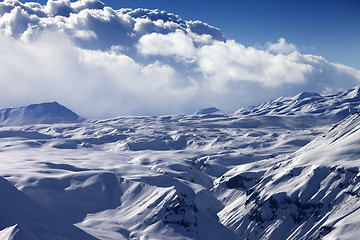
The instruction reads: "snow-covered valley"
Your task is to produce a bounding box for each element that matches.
[1,86,360,239]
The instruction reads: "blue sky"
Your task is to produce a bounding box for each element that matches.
[21,0,360,69]
[109,0,360,69]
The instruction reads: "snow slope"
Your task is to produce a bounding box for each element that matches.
[1,86,360,239]
[214,112,360,239]
[0,176,97,240]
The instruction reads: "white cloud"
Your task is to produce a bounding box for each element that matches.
[0,31,201,117]
[74,29,97,40]
[0,1,225,49]
[71,0,105,12]
[137,30,197,60]
[186,20,225,42]
[0,5,39,38]
[266,38,297,55]
[197,40,312,87]
[0,1,359,117]
[45,0,73,17]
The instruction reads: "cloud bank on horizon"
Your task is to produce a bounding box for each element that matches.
[1,0,360,118]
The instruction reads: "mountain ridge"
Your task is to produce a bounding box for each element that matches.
[235,86,360,123]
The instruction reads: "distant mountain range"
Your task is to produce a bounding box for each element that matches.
[1,86,360,126]
[235,86,360,121]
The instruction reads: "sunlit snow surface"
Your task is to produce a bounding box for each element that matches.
[1,87,360,239]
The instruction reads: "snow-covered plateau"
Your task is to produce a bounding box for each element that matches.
[1,86,360,240]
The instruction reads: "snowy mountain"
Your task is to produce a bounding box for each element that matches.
[195,107,222,115]
[0,86,360,239]
[0,102,82,126]
[235,86,360,123]
[213,112,360,239]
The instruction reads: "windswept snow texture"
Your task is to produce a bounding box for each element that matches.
[1,86,360,239]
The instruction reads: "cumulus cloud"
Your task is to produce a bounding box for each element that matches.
[0,0,359,117]
[45,0,73,17]
[137,30,197,60]
[197,40,312,87]
[0,31,203,117]
[266,38,297,55]
[0,5,39,38]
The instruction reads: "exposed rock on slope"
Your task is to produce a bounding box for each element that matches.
[214,112,360,239]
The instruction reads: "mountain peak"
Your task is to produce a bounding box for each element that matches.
[0,102,82,126]
[195,107,222,115]
[294,92,321,100]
